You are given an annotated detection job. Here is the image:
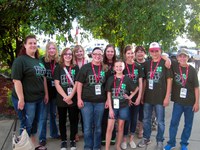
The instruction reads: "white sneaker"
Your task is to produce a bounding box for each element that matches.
[121,142,127,149]
[129,140,137,149]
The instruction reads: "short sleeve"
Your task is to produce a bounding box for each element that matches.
[11,57,24,80]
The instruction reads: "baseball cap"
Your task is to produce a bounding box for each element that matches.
[149,42,161,51]
[177,49,189,57]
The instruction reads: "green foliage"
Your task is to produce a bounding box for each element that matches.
[6,90,13,108]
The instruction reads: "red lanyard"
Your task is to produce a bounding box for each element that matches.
[126,63,135,79]
[179,65,189,87]
[50,60,55,76]
[91,63,101,83]
[76,58,85,67]
[150,58,161,79]
[114,75,124,97]
[65,66,72,83]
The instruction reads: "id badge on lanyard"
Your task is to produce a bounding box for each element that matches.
[51,81,55,87]
[149,79,154,90]
[95,84,101,95]
[113,98,119,109]
[180,88,187,98]
[67,87,73,95]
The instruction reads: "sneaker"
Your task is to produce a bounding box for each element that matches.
[121,142,127,149]
[129,140,136,149]
[60,141,67,150]
[181,145,188,150]
[101,140,106,146]
[111,139,116,145]
[164,144,175,150]
[156,142,163,150]
[70,141,77,150]
[39,140,46,146]
[138,138,151,148]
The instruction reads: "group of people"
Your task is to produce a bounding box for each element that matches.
[11,34,199,150]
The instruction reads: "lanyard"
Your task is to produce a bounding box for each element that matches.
[65,66,72,84]
[179,65,189,87]
[91,63,101,83]
[114,75,124,97]
[50,60,55,76]
[76,58,85,67]
[126,63,135,79]
[150,58,161,79]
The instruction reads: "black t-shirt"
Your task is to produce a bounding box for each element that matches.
[123,62,144,101]
[105,75,136,108]
[11,55,45,102]
[41,57,58,100]
[171,61,199,106]
[143,58,173,105]
[76,62,106,103]
[54,64,79,107]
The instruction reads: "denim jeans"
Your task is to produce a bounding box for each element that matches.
[143,103,165,142]
[167,102,194,147]
[124,105,140,136]
[12,95,26,134]
[24,98,43,136]
[81,102,105,150]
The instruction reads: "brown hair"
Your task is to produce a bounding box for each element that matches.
[103,44,116,65]
[18,35,39,59]
[135,46,146,54]
[123,45,133,60]
[59,48,74,67]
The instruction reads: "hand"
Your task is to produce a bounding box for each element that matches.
[18,100,25,110]
[109,109,115,119]
[44,94,49,104]
[123,94,130,100]
[193,103,199,112]
[165,59,171,69]
[77,99,84,109]
[63,97,73,105]
[133,97,140,106]
[105,100,109,109]
[163,97,169,107]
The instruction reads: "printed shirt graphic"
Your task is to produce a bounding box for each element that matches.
[171,61,199,106]
[105,76,136,108]
[54,64,79,107]
[11,55,45,102]
[123,62,144,101]
[76,62,106,103]
[143,58,172,105]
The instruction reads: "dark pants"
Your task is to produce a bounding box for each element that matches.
[57,106,79,141]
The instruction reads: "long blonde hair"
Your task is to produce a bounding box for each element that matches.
[44,42,59,63]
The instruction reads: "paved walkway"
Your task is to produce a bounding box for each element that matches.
[0,102,200,150]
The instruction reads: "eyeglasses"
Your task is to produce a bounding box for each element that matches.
[92,53,102,56]
[64,53,72,56]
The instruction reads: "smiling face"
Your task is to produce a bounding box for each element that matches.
[24,38,37,56]
[149,49,161,60]
[48,44,57,58]
[75,48,84,60]
[177,54,189,66]
[105,47,115,61]
[92,49,103,64]
[114,61,125,74]
[135,50,145,61]
[63,49,73,63]
[125,49,134,62]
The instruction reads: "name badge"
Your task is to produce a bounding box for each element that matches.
[95,84,101,95]
[180,88,187,98]
[113,98,119,109]
[149,79,154,90]
[51,81,55,87]
[67,87,73,95]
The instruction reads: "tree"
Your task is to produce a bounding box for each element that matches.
[0,0,79,67]
[76,0,193,56]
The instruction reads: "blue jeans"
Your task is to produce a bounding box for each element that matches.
[124,105,140,136]
[111,106,129,120]
[81,102,105,150]
[39,99,59,142]
[167,102,194,147]
[12,95,26,134]
[143,103,165,142]
[24,98,43,136]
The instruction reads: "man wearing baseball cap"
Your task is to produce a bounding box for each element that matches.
[164,49,199,150]
[138,42,173,150]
